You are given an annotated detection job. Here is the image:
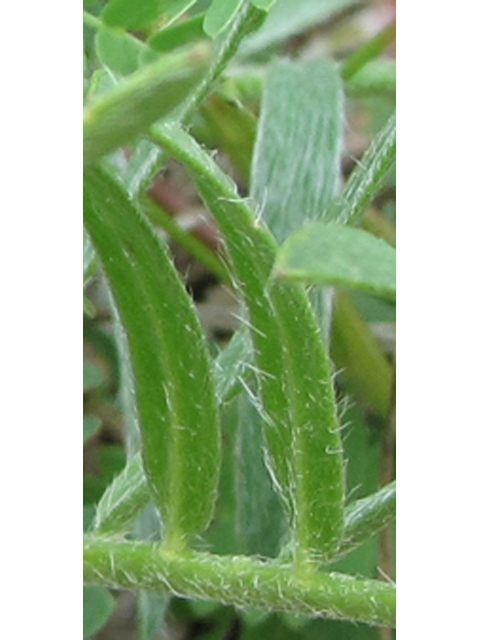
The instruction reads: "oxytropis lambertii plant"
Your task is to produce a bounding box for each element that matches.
[83,1,396,638]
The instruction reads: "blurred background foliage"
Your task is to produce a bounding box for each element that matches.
[83,0,395,637]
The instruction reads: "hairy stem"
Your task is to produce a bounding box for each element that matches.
[177,2,264,123]
[136,2,265,196]
[84,537,395,628]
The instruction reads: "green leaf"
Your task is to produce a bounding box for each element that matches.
[325,112,396,226]
[83,586,116,638]
[91,329,254,538]
[83,362,103,392]
[204,0,245,38]
[235,392,286,557]
[276,223,396,302]
[84,166,221,548]
[251,57,343,243]
[94,453,150,535]
[83,415,102,443]
[341,481,396,557]
[102,0,163,30]
[83,48,209,166]
[152,124,345,563]
[148,14,205,52]
[243,0,361,54]
[137,591,170,640]
[95,27,140,75]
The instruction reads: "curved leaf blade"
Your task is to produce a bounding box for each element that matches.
[84,167,221,548]
[94,453,150,535]
[251,58,343,242]
[95,27,140,76]
[83,50,209,166]
[148,14,205,53]
[91,328,254,537]
[340,481,396,558]
[276,223,396,302]
[204,0,245,38]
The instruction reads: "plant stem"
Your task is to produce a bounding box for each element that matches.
[135,2,265,196]
[325,113,396,226]
[83,10,103,31]
[142,199,231,284]
[342,22,396,80]
[177,2,264,123]
[84,537,395,628]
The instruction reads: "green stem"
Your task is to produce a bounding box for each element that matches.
[135,2,265,197]
[177,2,265,123]
[83,10,103,31]
[345,60,396,97]
[142,199,231,284]
[325,113,396,226]
[341,22,396,80]
[84,537,395,628]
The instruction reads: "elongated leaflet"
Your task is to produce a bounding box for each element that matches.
[251,58,343,243]
[92,329,254,537]
[94,453,150,536]
[152,124,345,562]
[84,167,220,549]
[204,0,245,38]
[83,49,208,166]
[341,480,396,556]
